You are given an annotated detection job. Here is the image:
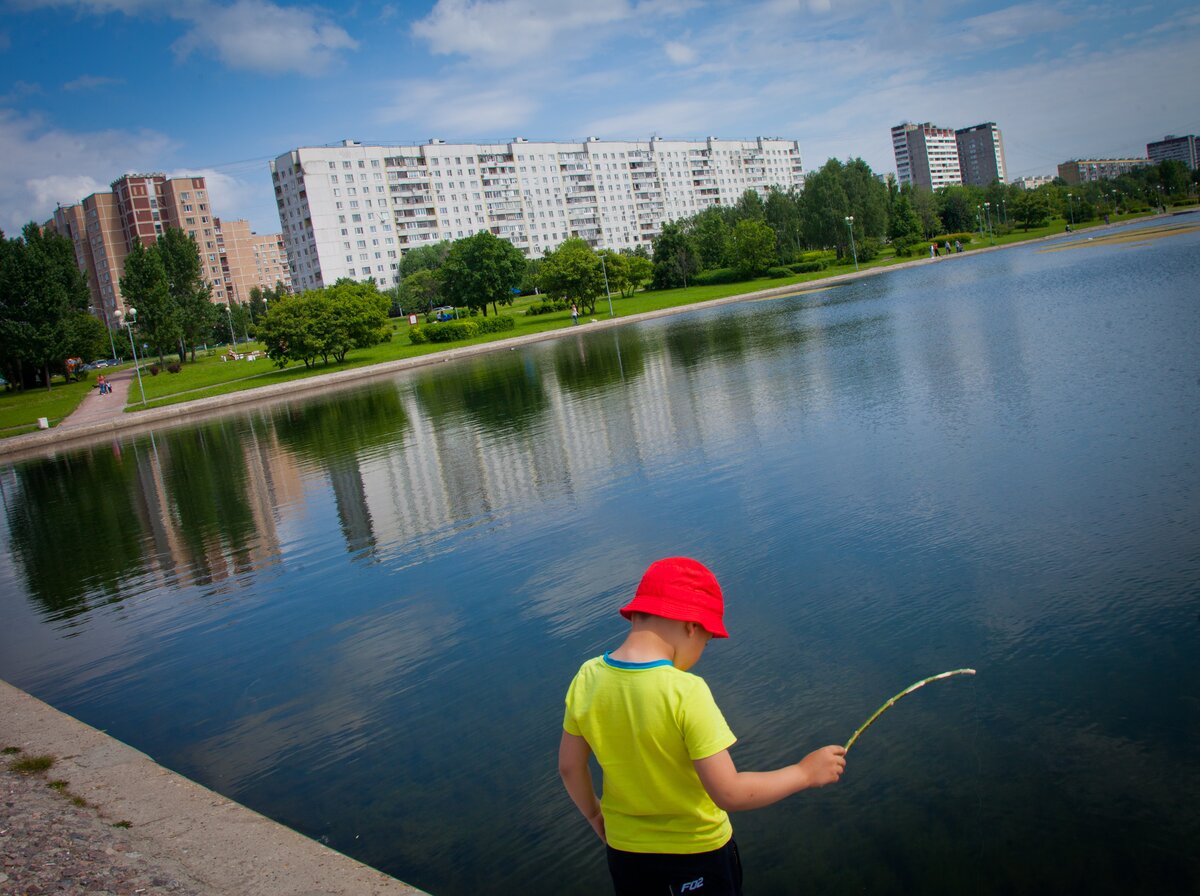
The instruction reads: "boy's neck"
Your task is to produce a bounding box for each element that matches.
[609,629,676,664]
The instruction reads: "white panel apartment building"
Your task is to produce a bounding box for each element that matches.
[271,136,804,292]
[891,123,963,190]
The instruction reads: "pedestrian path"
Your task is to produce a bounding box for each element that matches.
[58,368,135,429]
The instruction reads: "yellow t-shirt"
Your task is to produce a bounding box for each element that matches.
[563,654,736,854]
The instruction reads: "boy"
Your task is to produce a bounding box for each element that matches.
[559,557,846,895]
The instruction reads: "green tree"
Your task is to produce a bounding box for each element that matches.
[0,224,91,389]
[887,193,923,254]
[799,159,850,254]
[401,267,442,312]
[1010,189,1051,231]
[764,187,802,260]
[841,159,889,239]
[733,189,766,222]
[119,240,178,365]
[937,186,978,233]
[651,222,699,289]
[324,278,391,363]
[625,253,653,296]
[598,250,630,299]
[399,239,452,277]
[157,227,213,362]
[689,207,732,269]
[910,187,943,238]
[440,231,526,316]
[538,238,605,315]
[730,219,777,277]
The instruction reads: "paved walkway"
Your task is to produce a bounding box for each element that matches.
[57,367,136,430]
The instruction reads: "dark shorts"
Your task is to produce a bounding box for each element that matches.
[606,839,743,896]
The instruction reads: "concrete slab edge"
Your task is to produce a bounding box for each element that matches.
[0,679,428,895]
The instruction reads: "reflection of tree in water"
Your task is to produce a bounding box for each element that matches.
[414,353,547,436]
[552,328,647,396]
[271,385,409,468]
[7,448,144,620]
[663,306,812,370]
[272,385,410,559]
[160,423,260,584]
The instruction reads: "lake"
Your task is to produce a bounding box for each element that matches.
[2,216,1198,894]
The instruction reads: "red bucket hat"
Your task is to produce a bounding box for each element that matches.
[620,557,728,638]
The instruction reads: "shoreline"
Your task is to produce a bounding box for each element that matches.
[0,678,427,895]
[0,215,1170,464]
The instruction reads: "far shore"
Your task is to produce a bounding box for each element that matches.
[0,212,1183,464]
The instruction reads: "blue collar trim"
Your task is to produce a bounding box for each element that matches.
[603,652,674,670]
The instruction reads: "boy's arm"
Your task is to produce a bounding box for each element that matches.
[557,731,606,844]
[693,744,846,812]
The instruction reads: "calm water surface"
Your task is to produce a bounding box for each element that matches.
[2,217,1199,894]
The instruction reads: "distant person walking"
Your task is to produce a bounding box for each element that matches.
[930,243,937,259]
[97,374,108,395]
[954,239,962,253]
[571,303,579,326]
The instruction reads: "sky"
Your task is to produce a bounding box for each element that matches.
[2,0,1199,236]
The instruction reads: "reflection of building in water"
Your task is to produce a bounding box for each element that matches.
[126,422,304,589]
[352,340,793,559]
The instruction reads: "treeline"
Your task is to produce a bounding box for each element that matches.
[393,157,1197,316]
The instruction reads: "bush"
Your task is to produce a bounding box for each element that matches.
[766,266,792,278]
[166,362,182,374]
[858,238,882,262]
[691,267,744,286]
[524,299,570,316]
[789,261,825,273]
[148,364,161,376]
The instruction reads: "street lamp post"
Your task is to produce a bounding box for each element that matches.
[1067,193,1075,227]
[598,254,614,318]
[984,202,993,238]
[113,308,147,407]
[226,303,236,347]
[844,215,858,271]
[91,304,119,362]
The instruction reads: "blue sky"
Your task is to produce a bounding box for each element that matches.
[2,0,1199,236]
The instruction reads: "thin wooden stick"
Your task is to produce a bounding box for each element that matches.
[844,669,976,752]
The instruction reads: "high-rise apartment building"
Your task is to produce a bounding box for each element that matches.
[50,174,292,327]
[893,121,1008,189]
[1146,135,1199,170]
[1056,158,1151,185]
[271,136,805,292]
[891,122,962,190]
[955,122,1007,186]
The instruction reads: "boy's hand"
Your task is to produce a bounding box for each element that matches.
[587,808,607,845]
[798,745,846,788]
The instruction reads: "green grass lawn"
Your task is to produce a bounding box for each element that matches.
[0,377,98,436]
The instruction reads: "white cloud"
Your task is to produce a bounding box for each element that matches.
[412,0,633,64]
[172,0,357,74]
[664,40,696,64]
[0,109,177,234]
[62,74,123,91]
[378,77,539,136]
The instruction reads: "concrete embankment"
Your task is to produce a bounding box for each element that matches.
[0,679,427,895]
